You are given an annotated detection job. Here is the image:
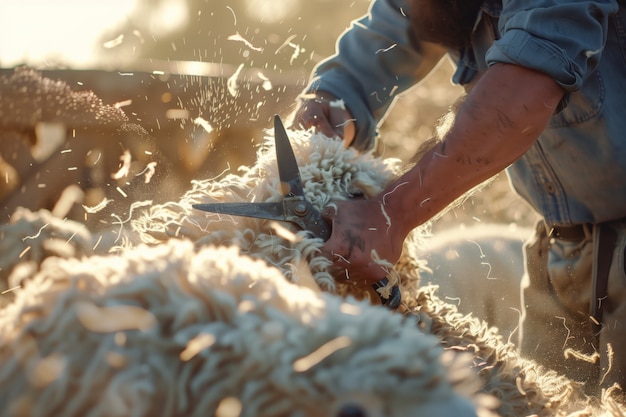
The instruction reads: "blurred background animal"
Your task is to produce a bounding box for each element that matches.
[418,223,531,343]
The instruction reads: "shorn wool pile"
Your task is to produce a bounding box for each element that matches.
[130,129,424,302]
[0,240,481,417]
[1,73,625,416]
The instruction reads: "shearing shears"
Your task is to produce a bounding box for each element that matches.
[193,115,401,309]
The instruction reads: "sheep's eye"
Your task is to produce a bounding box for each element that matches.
[335,403,368,417]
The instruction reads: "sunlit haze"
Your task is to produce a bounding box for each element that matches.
[0,0,183,68]
[0,0,311,69]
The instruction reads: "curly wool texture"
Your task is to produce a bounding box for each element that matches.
[0,67,128,127]
[401,288,626,417]
[131,130,425,298]
[0,240,479,417]
[2,127,626,416]
[0,130,423,305]
[0,208,94,294]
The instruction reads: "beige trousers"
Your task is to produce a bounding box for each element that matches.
[520,220,626,397]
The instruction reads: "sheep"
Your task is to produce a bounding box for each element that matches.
[0,240,486,417]
[127,128,426,303]
[417,223,531,342]
[1,236,623,416]
[0,131,623,416]
[1,74,625,415]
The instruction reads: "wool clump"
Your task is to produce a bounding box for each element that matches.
[0,115,625,416]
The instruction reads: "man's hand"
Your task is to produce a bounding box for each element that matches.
[316,63,564,289]
[290,91,356,147]
[320,198,405,287]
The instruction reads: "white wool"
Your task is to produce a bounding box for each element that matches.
[0,240,478,417]
[0,130,425,304]
[3,127,625,416]
[131,130,425,297]
[418,223,532,342]
[0,207,95,304]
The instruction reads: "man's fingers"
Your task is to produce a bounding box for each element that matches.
[292,93,356,143]
[304,112,342,139]
[328,108,356,145]
[321,205,337,222]
[340,120,356,147]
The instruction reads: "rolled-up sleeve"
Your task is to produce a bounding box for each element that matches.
[486,0,619,91]
[308,0,441,149]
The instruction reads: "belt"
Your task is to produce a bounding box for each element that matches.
[546,221,619,331]
[591,223,617,332]
[548,223,592,242]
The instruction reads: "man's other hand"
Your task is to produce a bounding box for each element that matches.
[290,91,356,147]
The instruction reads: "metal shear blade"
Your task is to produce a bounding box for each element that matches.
[193,115,330,240]
[192,115,400,309]
[191,199,330,240]
[274,113,305,198]
[191,201,286,222]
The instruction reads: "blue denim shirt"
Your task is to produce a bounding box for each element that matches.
[307,0,626,225]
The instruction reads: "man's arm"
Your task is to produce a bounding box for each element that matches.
[292,0,447,150]
[321,63,565,286]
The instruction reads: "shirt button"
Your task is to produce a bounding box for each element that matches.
[545,182,556,194]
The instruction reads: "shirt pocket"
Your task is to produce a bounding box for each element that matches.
[548,70,604,128]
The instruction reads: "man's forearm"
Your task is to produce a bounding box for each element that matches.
[385,63,565,237]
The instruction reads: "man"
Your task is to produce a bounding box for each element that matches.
[291,0,626,396]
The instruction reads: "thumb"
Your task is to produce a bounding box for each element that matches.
[328,106,356,146]
[321,205,337,223]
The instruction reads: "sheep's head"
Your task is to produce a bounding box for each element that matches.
[131,130,426,303]
[0,240,479,417]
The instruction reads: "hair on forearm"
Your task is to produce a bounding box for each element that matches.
[395,95,494,222]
